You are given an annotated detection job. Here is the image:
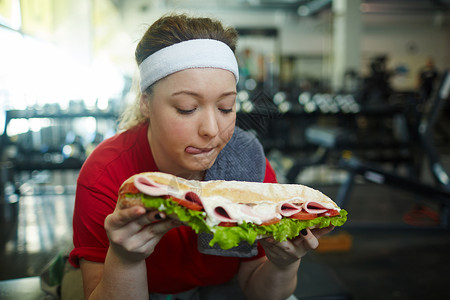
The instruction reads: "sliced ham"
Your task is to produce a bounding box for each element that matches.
[277,202,302,217]
[134,175,169,197]
[184,191,203,207]
[130,173,338,226]
[134,176,192,205]
[204,201,280,225]
[303,201,328,214]
[213,206,235,222]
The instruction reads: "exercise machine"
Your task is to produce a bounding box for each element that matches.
[336,70,450,228]
[286,70,450,227]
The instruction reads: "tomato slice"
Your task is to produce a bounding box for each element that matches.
[260,218,281,226]
[319,210,340,217]
[218,222,238,227]
[120,182,204,211]
[119,182,140,195]
[167,195,203,211]
[290,211,318,220]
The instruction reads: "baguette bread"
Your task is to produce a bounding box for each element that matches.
[118,171,337,209]
[117,172,347,249]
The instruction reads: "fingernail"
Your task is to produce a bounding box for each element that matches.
[301,229,308,236]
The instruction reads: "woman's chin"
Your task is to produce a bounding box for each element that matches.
[185,155,217,172]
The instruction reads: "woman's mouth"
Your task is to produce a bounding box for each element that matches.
[185,146,214,155]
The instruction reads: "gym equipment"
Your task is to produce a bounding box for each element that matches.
[336,70,450,227]
[292,70,450,228]
[285,93,404,184]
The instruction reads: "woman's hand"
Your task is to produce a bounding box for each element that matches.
[259,225,335,269]
[104,206,181,264]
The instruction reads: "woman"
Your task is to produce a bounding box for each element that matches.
[69,14,333,300]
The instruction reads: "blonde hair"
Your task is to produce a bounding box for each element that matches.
[117,13,238,131]
[117,77,148,131]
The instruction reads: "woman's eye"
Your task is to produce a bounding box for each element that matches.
[220,108,234,114]
[177,108,196,114]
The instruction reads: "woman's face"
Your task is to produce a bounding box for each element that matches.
[144,68,237,179]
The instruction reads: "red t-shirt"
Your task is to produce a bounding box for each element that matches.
[69,122,277,294]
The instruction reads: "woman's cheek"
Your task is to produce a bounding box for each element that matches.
[218,122,235,144]
[168,119,195,139]
[222,115,236,138]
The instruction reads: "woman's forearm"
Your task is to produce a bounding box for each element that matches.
[87,248,149,300]
[244,259,300,300]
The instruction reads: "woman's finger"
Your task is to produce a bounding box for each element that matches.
[146,218,181,236]
[134,210,167,227]
[297,228,319,250]
[311,225,335,239]
[106,211,182,259]
[124,219,176,250]
[132,218,183,250]
[259,238,289,256]
[261,226,337,269]
[105,206,147,230]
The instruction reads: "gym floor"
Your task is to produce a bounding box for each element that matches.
[0,151,450,299]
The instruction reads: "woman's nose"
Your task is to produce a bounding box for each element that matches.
[199,109,219,137]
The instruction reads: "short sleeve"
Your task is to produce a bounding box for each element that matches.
[263,158,278,183]
[69,182,115,267]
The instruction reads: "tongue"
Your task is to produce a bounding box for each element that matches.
[186,146,203,154]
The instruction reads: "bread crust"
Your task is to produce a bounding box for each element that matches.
[118,195,143,209]
[118,172,337,209]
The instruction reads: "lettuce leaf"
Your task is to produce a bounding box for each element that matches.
[139,194,210,234]
[210,210,348,249]
[137,194,348,250]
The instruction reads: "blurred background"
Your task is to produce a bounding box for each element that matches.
[0,0,450,299]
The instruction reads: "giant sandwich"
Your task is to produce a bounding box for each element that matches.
[118,172,347,250]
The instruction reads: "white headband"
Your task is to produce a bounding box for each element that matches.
[138,39,239,93]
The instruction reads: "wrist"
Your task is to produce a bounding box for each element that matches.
[107,245,148,267]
